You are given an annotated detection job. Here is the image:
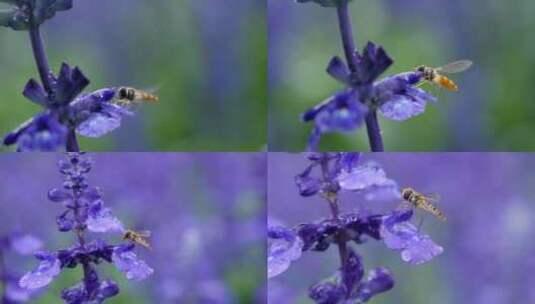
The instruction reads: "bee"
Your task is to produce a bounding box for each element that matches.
[115,87,158,105]
[122,229,152,250]
[415,60,473,92]
[401,187,446,221]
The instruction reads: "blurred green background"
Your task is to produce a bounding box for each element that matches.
[269,0,535,151]
[0,0,266,151]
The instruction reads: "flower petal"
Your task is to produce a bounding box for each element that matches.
[8,113,68,152]
[19,252,61,290]
[379,95,426,121]
[381,211,443,265]
[356,267,394,302]
[267,224,303,279]
[326,56,351,85]
[76,103,133,138]
[86,201,124,233]
[112,245,153,281]
[23,79,49,106]
[295,165,321,197]
[337,161,397,193]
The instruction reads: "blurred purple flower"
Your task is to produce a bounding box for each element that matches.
[0,232,43,303]
[10,234,43,256]
[3,112,67,152]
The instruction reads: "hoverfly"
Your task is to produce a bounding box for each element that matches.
[415,60,473,92]
[400,187,446,221]
[122,229,152,250]
[114,87,159,106]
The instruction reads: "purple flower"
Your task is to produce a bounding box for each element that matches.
[61,279,119,304]
[341,247,364,295]
[112,245,154,281]
[268,223,304,278]
[302,90,368,151]
[375,72,437,121]
[86,200,124,233]
[18,153,153,301]
[295,212,382,252]
[355,267,394,302]
[308,263,394,304]
[3,63,137,151]
[0,232,44,303]
[301,42,393,151]
[336,161,400,201]
[345,42,394,86]
[309,280,347,304]
[295,164,322,197]
[294,153,399,201]
[19,251,61,290]
[381,209,444,265]
[273,153,444,303]
[72,88,134,138]
[3,112,67,152]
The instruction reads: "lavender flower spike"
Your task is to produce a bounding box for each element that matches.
[19,153,153,302]
[269,153,443,303]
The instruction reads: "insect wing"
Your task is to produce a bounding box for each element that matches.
[436,60,473,74]
[422,192,441,203]
[137,230,152,237]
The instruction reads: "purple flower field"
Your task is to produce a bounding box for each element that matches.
[268,153,535,304]
[0,153,265,303]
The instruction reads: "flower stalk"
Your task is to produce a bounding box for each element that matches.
[318,156,351,298]
[28,24,80,152]
[28,25,52,93]
[336,0,384,151]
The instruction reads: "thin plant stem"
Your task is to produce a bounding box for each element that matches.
[28,26,52,93]
[319,156,349,295]
[29,24,80,152]
[336,0,384,151]
[66,129,80,152]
